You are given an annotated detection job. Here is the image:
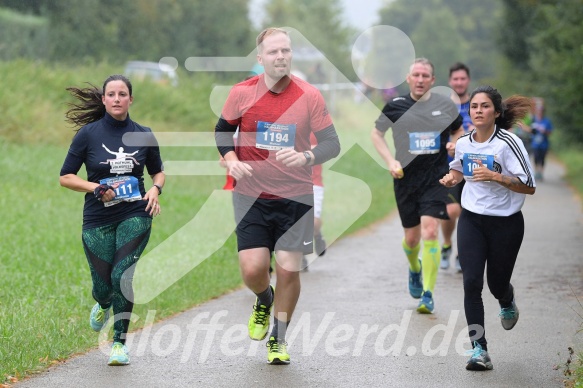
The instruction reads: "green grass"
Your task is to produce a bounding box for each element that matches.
[0,142,244,381]
[575,359,583,388]
[0,60,222,146]
[555,150,583,197]
[560,307,583,387]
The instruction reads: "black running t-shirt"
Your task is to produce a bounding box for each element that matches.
[60,113,164,229]
[375,93,462,187]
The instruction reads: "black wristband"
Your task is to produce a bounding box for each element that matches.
[154,184,162,195]
[94,184,114,200]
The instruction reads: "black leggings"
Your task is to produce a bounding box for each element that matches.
[532,148,548,167]
[457,209,524,350]
[82,216,152,344]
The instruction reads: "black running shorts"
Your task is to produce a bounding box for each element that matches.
[394,182,449,228]
[234,192,314,254]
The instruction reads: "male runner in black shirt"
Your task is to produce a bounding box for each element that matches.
[371,58,463,314]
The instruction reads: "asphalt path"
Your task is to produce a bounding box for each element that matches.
[16,158,583,387]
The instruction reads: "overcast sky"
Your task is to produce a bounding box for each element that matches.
[341,0,385,28]
[249,0,386,30]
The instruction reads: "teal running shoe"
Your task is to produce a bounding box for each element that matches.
[108,342,129,366]
[499,298,519,330]
[90,303,110,332]
[408,260,423,299]
[466,341,493,371]
[416,290,434,314]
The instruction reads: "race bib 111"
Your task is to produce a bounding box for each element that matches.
[99,176,142,207]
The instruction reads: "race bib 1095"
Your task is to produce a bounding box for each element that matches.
[408,131,440,155]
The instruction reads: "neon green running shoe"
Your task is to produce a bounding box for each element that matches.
[266,336,290,365]
[108,342,130,366]
[90,303,110,332]
[248,285,274,341]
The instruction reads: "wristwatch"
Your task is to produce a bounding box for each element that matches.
[154,184,163,195]
[303,151,312,165]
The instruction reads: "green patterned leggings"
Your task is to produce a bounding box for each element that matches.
[82,216,152,344]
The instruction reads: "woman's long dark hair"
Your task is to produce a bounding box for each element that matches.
[470,85,533,129]
[65,75,132,130]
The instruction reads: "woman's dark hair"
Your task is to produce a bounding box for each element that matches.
[65,75,132,129]
[470,85,533,129]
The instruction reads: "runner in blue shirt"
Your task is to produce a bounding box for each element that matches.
[530,100,553,181]
[440,62,474,272]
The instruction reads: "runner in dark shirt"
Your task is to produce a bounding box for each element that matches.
[60,75,164,366]
[371,58,463,314]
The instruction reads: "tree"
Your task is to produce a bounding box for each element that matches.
[0,0,44,15]
[377,0,503,85]
[172,0,255,58]
[528,1,583,144]
[409,6,464,85]
[0,7,48,60]
[1,0,254,65]
[496,0,583,144]
[44,0,125,62]
[497,0,538,71]
[262,0,356,79]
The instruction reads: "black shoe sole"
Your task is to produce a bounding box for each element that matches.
[466,362,493,371]
[268,358,290,365]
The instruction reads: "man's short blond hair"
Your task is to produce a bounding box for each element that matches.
[409,58,434,76]
[256,27,290,53]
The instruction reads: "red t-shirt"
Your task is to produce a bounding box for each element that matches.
[223,174,235,191]
[221,74,332,199]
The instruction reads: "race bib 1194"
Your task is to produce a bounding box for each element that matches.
[255,121,296,150]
